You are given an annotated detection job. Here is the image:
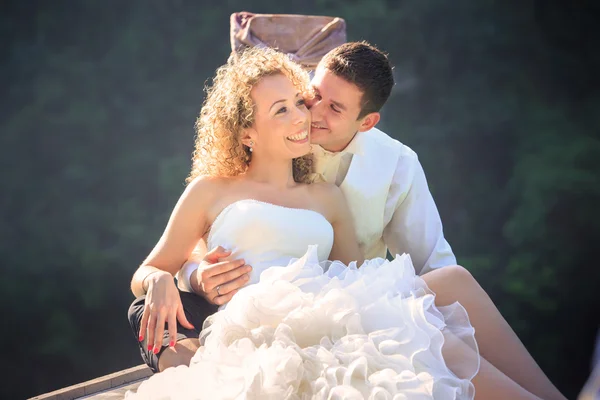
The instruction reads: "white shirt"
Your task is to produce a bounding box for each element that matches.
[311,129,456,275]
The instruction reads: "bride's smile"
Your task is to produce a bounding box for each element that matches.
[242,73,311,160]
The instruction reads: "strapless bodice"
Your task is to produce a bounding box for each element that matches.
[206,199,334,284]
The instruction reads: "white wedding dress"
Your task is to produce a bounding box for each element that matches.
[128,199,480,400]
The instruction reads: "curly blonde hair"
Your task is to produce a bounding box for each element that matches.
[187,47,313,184]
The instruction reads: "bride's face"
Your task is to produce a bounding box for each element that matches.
[246,74,311,160]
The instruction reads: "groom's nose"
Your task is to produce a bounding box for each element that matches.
[304,93,317,109]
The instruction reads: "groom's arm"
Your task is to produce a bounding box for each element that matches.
[382,149,456,275]
[177,242,252,306]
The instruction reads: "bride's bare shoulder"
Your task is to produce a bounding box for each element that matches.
[307,182,346,213]
[188,174,247,191]
[306,182,354,233]
[181,175,239,206]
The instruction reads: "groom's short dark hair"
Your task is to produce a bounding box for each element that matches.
[319,41,394,119]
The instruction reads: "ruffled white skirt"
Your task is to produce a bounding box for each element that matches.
[128,247,480,399]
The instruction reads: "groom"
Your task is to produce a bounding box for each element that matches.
[129,41,457,372]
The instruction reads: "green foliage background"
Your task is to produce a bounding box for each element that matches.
[2,1,599,398]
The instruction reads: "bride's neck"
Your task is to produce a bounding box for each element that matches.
[244,156,296,189]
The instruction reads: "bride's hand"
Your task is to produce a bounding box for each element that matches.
[192,246,252,306]
[139,271,195,354]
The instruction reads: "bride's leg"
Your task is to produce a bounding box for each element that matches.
[157,338,200,371]
[442,330,542,400]
[473,356,543,400]
[422,265,567,400]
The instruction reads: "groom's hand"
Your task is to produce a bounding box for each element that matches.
[191,246,252,306]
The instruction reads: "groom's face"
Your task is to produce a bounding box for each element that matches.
[307,67,366,153]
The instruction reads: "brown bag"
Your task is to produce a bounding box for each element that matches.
[230,12,347,69]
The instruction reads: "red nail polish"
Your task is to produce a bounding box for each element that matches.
[153,347,160,354]
[138,335,144,342]
[147,344,153,351]
[169,340,175,347]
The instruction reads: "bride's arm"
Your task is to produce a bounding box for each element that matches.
[130,177,215,297]
[318,184,364,266]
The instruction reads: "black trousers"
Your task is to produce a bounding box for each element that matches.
[127,289,218,372]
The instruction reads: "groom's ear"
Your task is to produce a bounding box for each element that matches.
[357,112,381,132]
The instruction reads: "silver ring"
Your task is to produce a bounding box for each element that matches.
[216,285,221,296]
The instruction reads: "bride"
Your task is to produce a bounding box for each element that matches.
[127,47,565,400]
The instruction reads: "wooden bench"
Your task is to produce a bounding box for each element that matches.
[29,365,153,400]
